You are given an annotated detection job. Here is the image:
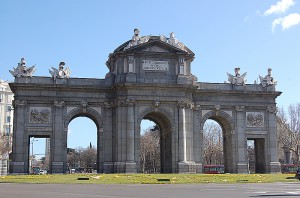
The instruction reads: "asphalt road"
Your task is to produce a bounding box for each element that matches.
[0,182,299,198]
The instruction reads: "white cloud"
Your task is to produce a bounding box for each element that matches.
[272,13,300,32]
[264,0,295,16]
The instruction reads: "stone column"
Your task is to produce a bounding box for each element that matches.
[267,106,281,173]
[51,101,66,174]
[282,146,291,164]
[10,100,27,174]
[193,105,202,173]
[102,102,114,173]
[178,103,186,162]
[125,98,136,173]
[114,101,126,173]
[235,106,248,173]
[177,100,196,173]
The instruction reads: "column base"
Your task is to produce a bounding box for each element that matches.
[237,162,249,174]
[269,162,281,173]
[178,161,197,173]
[114,162,126,173]
[195,162,203,173]
[10,162,26,174]
[103,162,114,173]
[125,161,136,173]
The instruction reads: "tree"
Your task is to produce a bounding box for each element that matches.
[67,145,97,172]
[81,146,97,172]
[277,103,300,164]
[140,126,160,173]
[203,121,223,165]
[0,134,11,156]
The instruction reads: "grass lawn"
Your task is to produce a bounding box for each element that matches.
[0,174,298,184]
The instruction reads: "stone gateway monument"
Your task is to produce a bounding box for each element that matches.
[9,30,281,174]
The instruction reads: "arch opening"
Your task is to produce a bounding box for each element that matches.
[67,116,98,173]
[139,111,173,173]
[201,114,234,173]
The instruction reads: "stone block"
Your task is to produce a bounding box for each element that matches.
[178,161,196,173]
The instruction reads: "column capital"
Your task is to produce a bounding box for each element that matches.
[267,106,277,113]
[177,100,194,109]
[116,98,136,107]
[235,105,245,112]
[13,99,27,108]
[54,101,65,108]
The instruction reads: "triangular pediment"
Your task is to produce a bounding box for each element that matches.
[114,36,194,56]
[141,45,172,53]
[127,40,192,55]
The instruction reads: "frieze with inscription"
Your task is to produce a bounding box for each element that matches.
[246,112,264,127]
[142,60,169,71]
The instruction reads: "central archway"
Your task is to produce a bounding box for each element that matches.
[64,107,103,173]
[137,109,173,173]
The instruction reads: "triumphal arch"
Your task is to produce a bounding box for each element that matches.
[9,29,281,174]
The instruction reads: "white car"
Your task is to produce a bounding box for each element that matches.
[39,170,47,175]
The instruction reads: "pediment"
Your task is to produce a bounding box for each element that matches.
[114,36,194,56]
[141,45,171,53]
[128,40,192,55]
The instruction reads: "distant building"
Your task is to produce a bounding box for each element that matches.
[0,79,14,175]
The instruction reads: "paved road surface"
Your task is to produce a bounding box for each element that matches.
[0,182,299,198]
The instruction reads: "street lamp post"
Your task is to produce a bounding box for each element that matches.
[30,138,38,173]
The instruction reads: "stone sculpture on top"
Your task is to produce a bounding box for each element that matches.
[227,67,247,85]
[259,68,277,87]
[49,61,71,80]
[9,58,36,78]
[124,29,151,50]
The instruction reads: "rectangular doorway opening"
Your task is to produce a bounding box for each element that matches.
[28,136,50,174]
[247,138,266,173]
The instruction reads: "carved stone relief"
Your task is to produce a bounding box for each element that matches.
[81,100,88,113]
[29,107,51,124]
[152,99,160,112]
[246,112,264,127]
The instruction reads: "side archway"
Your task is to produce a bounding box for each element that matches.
[200,110,235,173]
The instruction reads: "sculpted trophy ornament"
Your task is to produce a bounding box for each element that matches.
[124,29,151,50]
[164,32,186,51]
[49,62,71,80]
[259,68,277,87]
[227,67,247,86]
[9,58,36,78]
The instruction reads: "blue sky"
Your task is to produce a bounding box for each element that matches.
[1,0,300,155]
